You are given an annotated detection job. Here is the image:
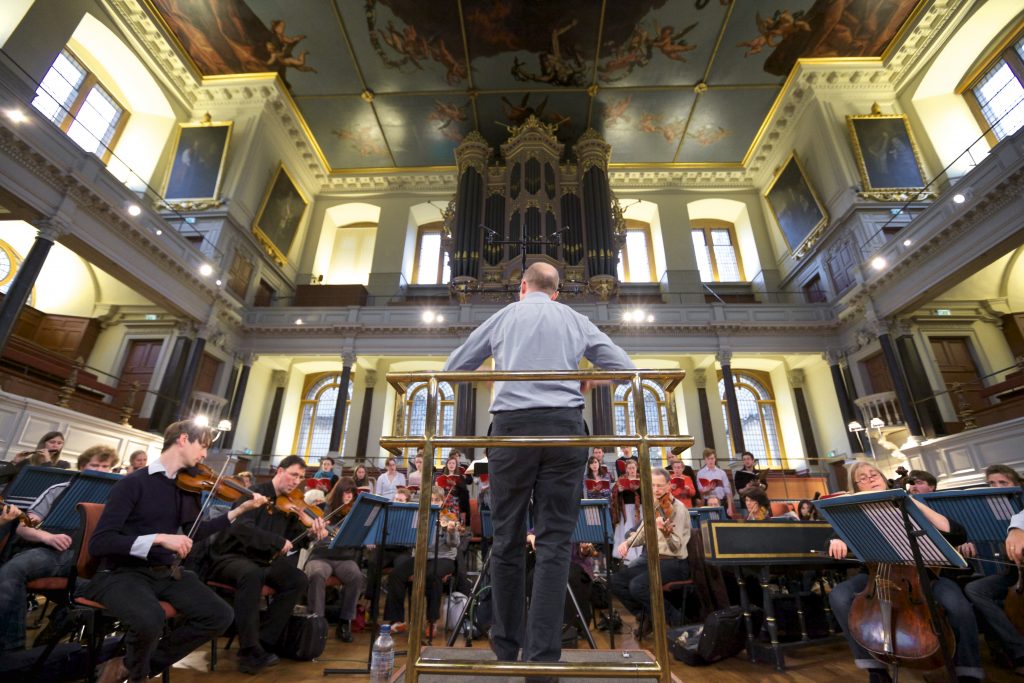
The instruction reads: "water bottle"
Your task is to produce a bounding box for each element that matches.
[370,624,394,682]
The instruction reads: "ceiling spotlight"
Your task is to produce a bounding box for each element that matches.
[871,256,887,270]
[126,203,141,217]
[622,311,634,322]
[646,314,654,323]
[294,318,303,325]
[436,314,444,322]
[634,309,646,321]
[215,279,222,286]
[199,263,213,277]
[952,193,965,204]
[422,311,436,323]
[4,108,27,124]
[902,239,912,247]
[155,229,162,236]
[192,415,209,428]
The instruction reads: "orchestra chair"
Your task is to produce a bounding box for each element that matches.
[635,578,695,643]
[770,502,795,518]
[66,502,175,682]
[204,580,277,671]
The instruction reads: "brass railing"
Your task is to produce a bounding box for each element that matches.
[386,369,693,683]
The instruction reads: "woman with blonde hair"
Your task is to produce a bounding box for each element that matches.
[827,461,981,682]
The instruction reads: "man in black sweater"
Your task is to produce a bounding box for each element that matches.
[84,420,268,683]
[207,454,327,674]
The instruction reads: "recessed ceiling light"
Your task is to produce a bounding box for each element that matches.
[199,263,213,277]
[436,314,444,322]
[215,279,222,286]
[871,256,887,270]
[902,239,912,247]
[126,204,141,217]
[155,229,162,236]
[422,311,436,323]
[4,108,27,124]
[294,318,303,325]
[953,193,965,204]
[646,314,654,322]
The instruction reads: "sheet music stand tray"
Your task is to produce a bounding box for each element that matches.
[572,499,616,648]
[814,488,967,681]
[919,487,1023,576]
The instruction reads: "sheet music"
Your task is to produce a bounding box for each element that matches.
[987,496,1016,522]
[364,506,380,528]
[862,501,949,565]
[584,505,601,526]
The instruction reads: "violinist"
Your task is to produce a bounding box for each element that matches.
[827,461,981,683]
[740,486,772,521]
[963,465,1024,675]
[305,477,365,643]
[612,460,643,561]
[0,445,117,656]
[83,420,268,683]
[384,486,460,636]
[609,469,691,636]
[206,454,327,675]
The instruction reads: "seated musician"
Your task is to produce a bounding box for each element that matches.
[962,464,1024,674]
[905,469,937,494]
[733,451,766,495]
[313,457,339,488]
[696,448,734,516]
[236,471,253,488]
[740,486,772,521]
[612,460,643,561]
[384,486,460,636]
[614,445,638,478]
[827,461,981,683]
[206,454,327,675]
[585,455,613,501]
[610,468,691,635]
[0,445,118,656]
[668,458,697,508]
[83,421,268,683]
[797,499,818,521]
[374,457,406,501]
[305,477,364,643]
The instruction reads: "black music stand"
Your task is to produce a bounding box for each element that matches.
[574,499,615,648]
[814,489,968,682]
[919,487,1023,576]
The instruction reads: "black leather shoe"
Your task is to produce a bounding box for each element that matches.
[336,619,353,642]
[237,649,279,675]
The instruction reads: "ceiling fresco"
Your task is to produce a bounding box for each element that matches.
[146,0,922,172]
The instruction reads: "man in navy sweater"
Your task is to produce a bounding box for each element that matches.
[84,420,268,683]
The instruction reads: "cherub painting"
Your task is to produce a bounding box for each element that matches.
[738,10,811,57]
[333,126,388,158]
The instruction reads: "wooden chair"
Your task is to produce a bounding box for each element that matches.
[204,581,277,671]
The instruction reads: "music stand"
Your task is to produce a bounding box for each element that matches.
[572,499,614,648]
[919,487,1023,576]
[814,489,967,681]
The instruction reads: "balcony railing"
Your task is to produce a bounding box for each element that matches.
[855,391,905,429]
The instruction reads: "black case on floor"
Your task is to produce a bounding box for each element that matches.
[275,614,328,661]
[671,606,746,666]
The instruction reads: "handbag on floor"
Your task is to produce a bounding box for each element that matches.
[275,613,328,661]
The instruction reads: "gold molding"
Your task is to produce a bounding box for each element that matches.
[846,104,932,199]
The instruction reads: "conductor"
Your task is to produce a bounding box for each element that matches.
[444,262,635,673]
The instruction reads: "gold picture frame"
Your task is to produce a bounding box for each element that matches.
[252,163,308,266]
[847,104,929,201]
[764,152,829,259]
[162,119,232,205]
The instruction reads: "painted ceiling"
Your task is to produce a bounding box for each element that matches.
[147,0,921,172]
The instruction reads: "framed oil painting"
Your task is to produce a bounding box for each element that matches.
[252,164,308,265]
[765,153,829,258]
[163,120,232,203]
[847,105,928,199]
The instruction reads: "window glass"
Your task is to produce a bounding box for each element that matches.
[973,61,1024,140]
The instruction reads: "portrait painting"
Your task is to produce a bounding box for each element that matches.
[252,164,308,265]
[765,153,829,256]
[847,110,927,193]
[163,122,232,202]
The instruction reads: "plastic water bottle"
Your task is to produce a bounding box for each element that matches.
[370,624,394,682]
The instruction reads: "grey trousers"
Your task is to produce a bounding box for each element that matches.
[305,558,365,620]
[488,407,588,663]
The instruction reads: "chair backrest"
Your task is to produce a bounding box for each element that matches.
[2,466,78,508]
[75,502,105,580]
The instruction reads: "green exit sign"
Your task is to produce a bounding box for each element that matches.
[934,309,952,316]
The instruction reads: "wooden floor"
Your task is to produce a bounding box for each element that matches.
[152,621,1020,683]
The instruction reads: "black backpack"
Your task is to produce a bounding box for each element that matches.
[671,606,747,666]
[275,613,328,661]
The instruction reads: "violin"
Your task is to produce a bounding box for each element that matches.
[0,498,36,528]
[656,492,676,536]
[176,463,264,506]
[273,487,325,528]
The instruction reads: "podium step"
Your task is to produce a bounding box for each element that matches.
[393,646,682,682]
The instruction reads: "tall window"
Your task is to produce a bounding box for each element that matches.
[31,49,128,163]
[965,30,1024,145]
[397,381,455,465]
[617,220,656,283]
[294,373,353,464]
[691,220,744,282]
[613,381,670,466]
[718,370,784,467]
[413,222,450,285]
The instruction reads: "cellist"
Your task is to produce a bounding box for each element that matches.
[827,461,981,683]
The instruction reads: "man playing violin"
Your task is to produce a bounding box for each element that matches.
[609,468,691,637]
[85,420,269,683]
[206,454,327,674]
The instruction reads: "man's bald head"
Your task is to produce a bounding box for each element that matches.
[522,263,560,295]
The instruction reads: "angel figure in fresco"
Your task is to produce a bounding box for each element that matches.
[333,126,387,158]
[265,19,316,82]
[738,10,811,57]
[651,22,698,62]
[638,112,685,143]
[686,123,730,146]
[377,21,431,68]
[602,95,633,126]
[431,38,467,85]
[429,100,468,141]
[511,19,587,87]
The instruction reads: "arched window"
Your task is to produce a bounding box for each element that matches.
[397,381,456,465]
[691,219,744,282]
[613,381,670,466]
[718,371,784,467]
[294,373,353,464]
[617,219,656,283]
[0,240,26,300]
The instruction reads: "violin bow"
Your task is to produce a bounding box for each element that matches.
[288,499,350,547]
[170,454,236,579]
